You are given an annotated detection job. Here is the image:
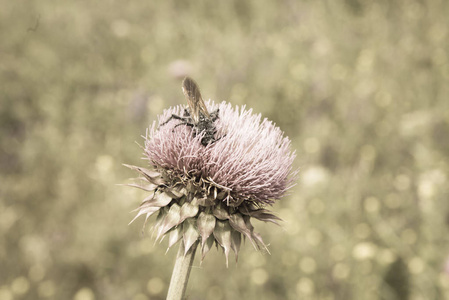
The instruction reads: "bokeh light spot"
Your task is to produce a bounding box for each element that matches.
[132,294,149,300]
[73,287,95,300]
[352,242,377,260]
[168,60,193,79]
[38,280,55,298]
[0,206,18,231]
[306,229,322,246]
[401,229,417,245]
[11,277,29,295]
[302,166,330,187]
[296,277,315,295]
[251,268,269,285]
[364,197,380,213]
[408,257,425,274]
[394,174,411,191]
[95,155,113,174]
[360,145,376,161]
[139,239,155,255]
[356,49,375,73]
[147,277,164,295]
[299,257,317,274]
[304,137,321,154]
[418,179,435,200]
[111,20,130,37]
[332,263,350,279]
[0,287,13,300]
[29,264,45,282]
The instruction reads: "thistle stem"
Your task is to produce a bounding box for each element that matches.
[166,240,198,300]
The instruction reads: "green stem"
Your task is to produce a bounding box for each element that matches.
[166,240,198,300]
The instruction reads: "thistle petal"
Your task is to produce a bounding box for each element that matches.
[229,213,259,250]
[123,164,164,185]
[118,183,157,192]
[240,208,282,225]
[123,164,161,178]
[201,234,215,263]
[216,191,227,200]
[243,215,270,253]
[213,203,230,220]
[253,212,282,225]
[251,230,270,254]
[164,189,185,199]
[151,208,167,240]
[183,218,199,256]
[197,195,215,207]
[156,203,181,241]
[230,229,242,262]
[213,220,232,267]
[154,192,173,207]
[135,192,172,212]
[179,201,199,224]
[134,193,156,209]
[197,212,216,248]
[167,225,183,251]
[129,206,160,225]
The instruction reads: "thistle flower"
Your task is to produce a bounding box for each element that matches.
[126,80,296,266]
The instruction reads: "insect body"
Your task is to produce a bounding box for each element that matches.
[160,77,220,146]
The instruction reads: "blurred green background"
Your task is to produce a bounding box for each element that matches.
[1,0,449,299]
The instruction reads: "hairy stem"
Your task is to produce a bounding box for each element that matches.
[166,240,198,300]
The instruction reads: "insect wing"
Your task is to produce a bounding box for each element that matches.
[182,77,210,123]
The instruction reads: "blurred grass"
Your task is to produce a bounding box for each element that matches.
[1,0,449,299]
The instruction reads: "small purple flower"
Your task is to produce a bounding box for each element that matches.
[126,79,296,265]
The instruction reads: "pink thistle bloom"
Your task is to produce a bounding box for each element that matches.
[126,78,296,265]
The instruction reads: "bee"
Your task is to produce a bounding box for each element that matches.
[159,77,221,146]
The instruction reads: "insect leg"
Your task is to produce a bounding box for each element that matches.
[214,134,227,142]
[159,114,189,127]
[173,122,194,129]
